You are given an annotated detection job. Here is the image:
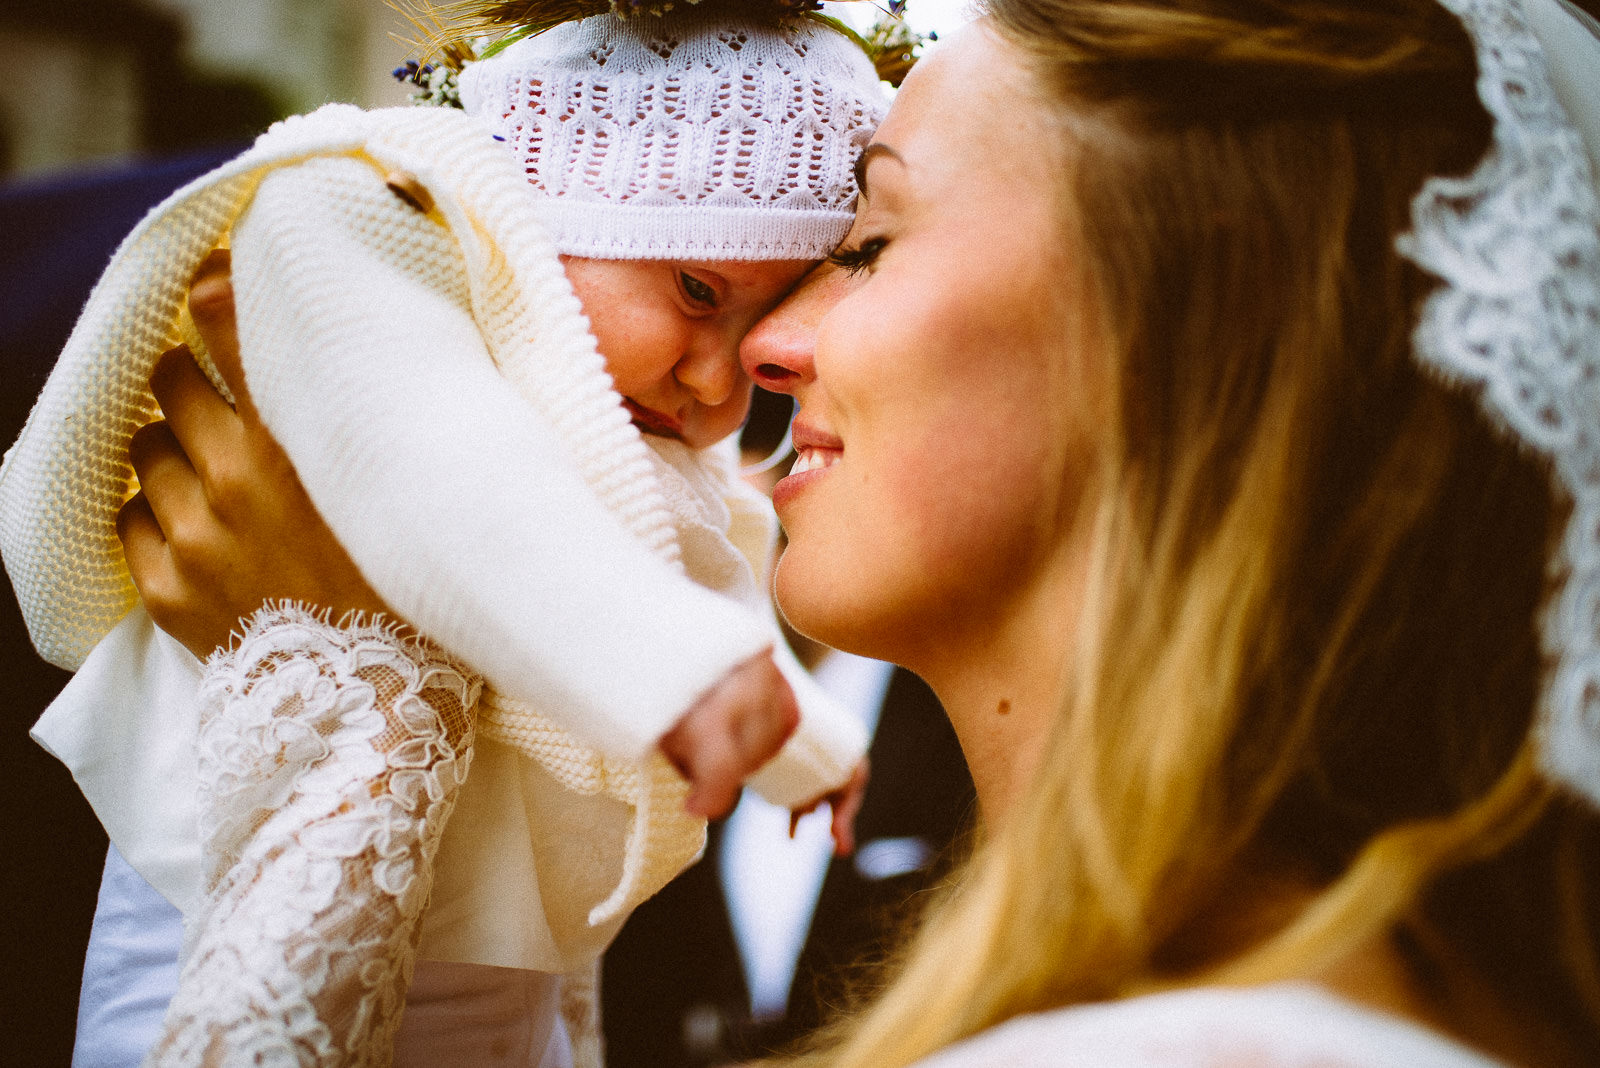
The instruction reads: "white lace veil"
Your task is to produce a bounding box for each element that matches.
[1398,0,1600,805]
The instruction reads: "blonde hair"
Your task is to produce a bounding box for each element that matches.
[777,1,1600,1064]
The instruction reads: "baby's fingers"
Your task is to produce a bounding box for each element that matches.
[685,758,743,821]
[660,652,799,818]
[788,759,869,856]
[659,715,740,818]
[828,760,869,857]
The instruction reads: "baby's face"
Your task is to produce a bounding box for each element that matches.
[560,257,814,449]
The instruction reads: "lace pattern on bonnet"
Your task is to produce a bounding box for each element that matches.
[456,7,888,259]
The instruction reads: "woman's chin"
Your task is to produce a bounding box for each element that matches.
[773,555,853,652]
[773,554,898,664]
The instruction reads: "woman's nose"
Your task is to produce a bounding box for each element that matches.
[740,262,851,393]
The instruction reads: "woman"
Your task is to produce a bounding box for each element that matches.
[128,0,1600,1064]
[746,1,1600,1063]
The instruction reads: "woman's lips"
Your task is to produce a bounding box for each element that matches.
[773,423,843,509]
[624,400,683,439]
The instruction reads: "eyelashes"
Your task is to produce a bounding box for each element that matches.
[827,236,887,276]
[680,271,718,307]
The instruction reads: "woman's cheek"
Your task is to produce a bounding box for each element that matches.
[886,410,1081,602]
[771,444,1021,656]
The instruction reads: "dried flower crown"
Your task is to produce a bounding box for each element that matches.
[392,0,926,103]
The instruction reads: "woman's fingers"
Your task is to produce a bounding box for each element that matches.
[188,248,258,420]
[147,338,299,541]
[123,421,239,654]
[117,491,173,592]
[149,347,243,486]
[178,258,306,531]
[127,419,206,547]
[115,248,390,659]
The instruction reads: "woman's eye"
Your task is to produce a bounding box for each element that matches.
[826,236,887,276]
[681,272,718,307]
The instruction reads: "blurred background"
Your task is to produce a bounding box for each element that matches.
[1,0,405,182]
[0,1,970,1062]
[0,0,966,183]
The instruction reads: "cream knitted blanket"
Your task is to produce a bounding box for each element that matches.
[0,104,865,971]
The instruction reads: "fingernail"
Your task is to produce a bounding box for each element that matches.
[385,170,435,215]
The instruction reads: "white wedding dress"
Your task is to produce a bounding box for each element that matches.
[911,984,1507,1068]
[145,607,485,1066]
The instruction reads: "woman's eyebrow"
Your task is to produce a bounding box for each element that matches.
[854,143,905,200]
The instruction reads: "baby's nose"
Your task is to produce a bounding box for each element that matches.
[677,333,743,407]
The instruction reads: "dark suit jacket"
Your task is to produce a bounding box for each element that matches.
[601,667,976,1067]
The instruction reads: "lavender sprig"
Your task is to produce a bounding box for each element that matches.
[392,58,465,108]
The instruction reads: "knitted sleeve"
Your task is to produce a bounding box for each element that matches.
[147,605,478,1067]
[226,153,772,761]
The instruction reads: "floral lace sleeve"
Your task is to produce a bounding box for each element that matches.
[146,605,480,1067]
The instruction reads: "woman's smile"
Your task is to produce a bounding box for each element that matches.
[779,422,844,475]
[772,431,842,512]
[786,449,841,475]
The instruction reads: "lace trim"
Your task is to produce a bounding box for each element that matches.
[147,604,480,1066]
[1398,0,1600,805]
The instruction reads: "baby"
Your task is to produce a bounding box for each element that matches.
[0,4,886,1064]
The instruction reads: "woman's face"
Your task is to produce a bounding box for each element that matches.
[743,23,1102,669]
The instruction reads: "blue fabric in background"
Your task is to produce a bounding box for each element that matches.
[0,146,241,380]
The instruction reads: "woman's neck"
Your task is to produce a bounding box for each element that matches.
[909,548,1085,826]
[925,657,1059,827]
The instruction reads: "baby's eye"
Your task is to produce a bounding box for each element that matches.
[680,271,718,308]
[826,236,887,276]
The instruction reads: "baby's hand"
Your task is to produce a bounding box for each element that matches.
[790,758,870,857]
[658,651,799,819]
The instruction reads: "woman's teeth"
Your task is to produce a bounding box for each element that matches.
[791,448,840,475]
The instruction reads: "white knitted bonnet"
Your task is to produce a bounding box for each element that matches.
[457,8,888,259]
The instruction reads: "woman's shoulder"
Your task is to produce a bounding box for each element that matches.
[910,984,1509,1068]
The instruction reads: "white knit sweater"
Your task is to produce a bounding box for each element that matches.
[0,103,866,973]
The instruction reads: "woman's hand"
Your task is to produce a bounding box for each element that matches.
[117,249,388,659]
